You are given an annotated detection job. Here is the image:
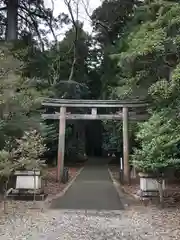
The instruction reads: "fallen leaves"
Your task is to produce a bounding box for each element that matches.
[44,166,81,198]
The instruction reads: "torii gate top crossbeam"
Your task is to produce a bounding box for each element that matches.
[42,98,148,108]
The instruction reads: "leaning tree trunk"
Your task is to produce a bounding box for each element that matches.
[6,0,18,41]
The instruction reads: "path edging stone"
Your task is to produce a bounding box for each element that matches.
[108,168,131,208]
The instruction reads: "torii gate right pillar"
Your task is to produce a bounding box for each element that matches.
[123,107,130,184]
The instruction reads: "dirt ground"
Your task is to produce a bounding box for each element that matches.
[44,166,81,198]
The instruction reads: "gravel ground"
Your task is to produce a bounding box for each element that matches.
[0,204,180,239]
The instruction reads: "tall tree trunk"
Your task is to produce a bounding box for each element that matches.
[6,0,18,41]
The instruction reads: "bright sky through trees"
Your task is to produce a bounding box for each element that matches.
[44,0,101,40]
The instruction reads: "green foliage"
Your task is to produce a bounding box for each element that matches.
[0,43,43,149]
[132,109,180,173]
[0,130,47,178]
[106,0,180,174]
[0,42,49,178]
[132,63,180,173]
[149,63,180,107]
[92,0,138,45]
[13,129,47,170]
[0,150,14,177]
[102,120,122,151]
[111,0,180,100]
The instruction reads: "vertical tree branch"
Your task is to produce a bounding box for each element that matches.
[41,0,58,44]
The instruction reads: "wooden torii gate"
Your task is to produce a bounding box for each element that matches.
[42,98,148,184]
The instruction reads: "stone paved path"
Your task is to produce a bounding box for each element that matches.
[50,158,124,210]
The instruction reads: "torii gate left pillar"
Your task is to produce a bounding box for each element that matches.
[57,106,66,182]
